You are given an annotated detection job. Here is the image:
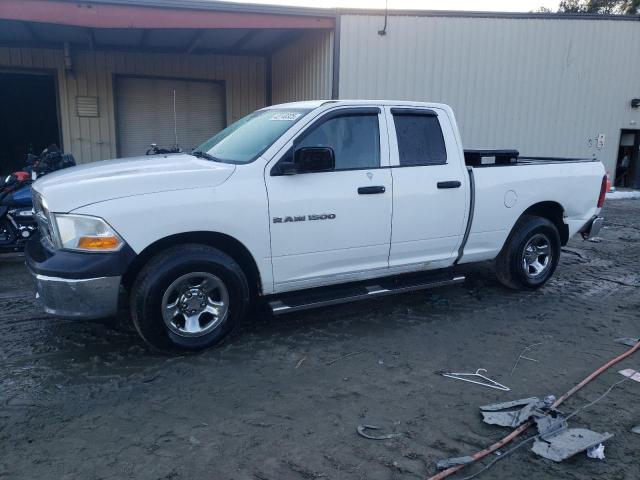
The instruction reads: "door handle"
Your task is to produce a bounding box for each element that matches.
[358,186,386,195]
[437,180,461,189]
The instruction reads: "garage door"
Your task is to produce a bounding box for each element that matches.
[116,76,225,158]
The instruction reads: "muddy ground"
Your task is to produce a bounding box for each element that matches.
[1,199,639,480]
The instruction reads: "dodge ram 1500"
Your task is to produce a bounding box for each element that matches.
[26,100,606,351]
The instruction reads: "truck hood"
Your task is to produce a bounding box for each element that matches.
[33,154,236,213]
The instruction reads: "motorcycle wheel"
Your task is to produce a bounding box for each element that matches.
[0,218,17,246]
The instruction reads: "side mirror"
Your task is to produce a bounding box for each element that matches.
[294,147,335,173]
[276,161,299,176]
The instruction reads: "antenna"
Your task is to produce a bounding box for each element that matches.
[173,89,178,149]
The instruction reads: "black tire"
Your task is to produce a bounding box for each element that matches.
[130,244,249,352]
[495,215,561,290]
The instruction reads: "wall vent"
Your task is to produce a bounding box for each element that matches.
[76,96,99,117]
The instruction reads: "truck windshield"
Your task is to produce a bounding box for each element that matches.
[195,108,311,164]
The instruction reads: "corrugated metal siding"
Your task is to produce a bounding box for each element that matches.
[339,15,640,172]
[271,30,333,104]
[0,46,265,162]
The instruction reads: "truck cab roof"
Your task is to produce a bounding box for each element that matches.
[267,99,452,111]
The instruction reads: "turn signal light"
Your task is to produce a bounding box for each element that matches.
[77,236,121,250]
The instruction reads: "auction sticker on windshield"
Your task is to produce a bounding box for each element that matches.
[270,112,302,121]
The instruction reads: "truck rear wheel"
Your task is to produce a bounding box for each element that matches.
[130,244,249,352]
[495,215,561,290]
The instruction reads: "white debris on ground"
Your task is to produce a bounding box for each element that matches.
[586,444,606,460]
[607,190,640,200]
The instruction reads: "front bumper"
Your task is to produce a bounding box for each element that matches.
[32,272,121,319]
[580,215,604,239]
[25,233,136,319]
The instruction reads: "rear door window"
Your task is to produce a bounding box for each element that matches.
[393,113,447,166]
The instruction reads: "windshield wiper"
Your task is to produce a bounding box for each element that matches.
[190,150,219,162]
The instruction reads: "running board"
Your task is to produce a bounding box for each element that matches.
[268,273,466,315]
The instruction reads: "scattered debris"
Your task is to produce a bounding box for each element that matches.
[356,424,401,440]
[534,413,567,439]
[561,248,588,260]
[295,356,306,369]
[435,456,474,470]
[586,443,606,460]
[480,397,546,427]
[480,397,540,412]
[533,429,611,462]
[326,350,366,366]
[479,394,613,463]
[440,368,510,391]
[511,342,542,374]
[619,368,640,383]
[615,337,639,347]
[430,340,640,480]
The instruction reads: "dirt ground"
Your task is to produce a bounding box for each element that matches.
[1,199,639,480]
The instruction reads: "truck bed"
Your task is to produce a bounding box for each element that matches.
[459,153,605,265]
[464,149,597,167]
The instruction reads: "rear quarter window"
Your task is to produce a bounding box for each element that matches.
[393,114,447,166]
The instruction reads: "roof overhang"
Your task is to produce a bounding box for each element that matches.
[0,0,335,29]
[0,0,335,56]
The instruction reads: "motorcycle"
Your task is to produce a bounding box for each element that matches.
[0,145,75,252]
[146,143,182,155]
[24,144,76,177]
[0,173,35,252]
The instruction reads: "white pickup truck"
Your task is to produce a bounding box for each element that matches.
[26,100,606,351]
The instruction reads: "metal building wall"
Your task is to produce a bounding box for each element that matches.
[271,30,333,104]
[0,46,266,163]
[338,14,640,173]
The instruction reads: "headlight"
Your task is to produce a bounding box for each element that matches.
[53,214,123,252]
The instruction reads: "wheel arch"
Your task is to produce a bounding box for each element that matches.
[122,231,262,296]
[515,201,569,246]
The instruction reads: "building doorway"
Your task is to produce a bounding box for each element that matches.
[0,71,61,176]
[115,76,225,158]
[615,130,640,189]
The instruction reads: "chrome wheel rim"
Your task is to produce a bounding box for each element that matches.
[161,272,229,337]
[522,233,552,279]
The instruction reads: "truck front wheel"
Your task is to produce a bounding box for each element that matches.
[130,244,249,352]
[495,215,561,290]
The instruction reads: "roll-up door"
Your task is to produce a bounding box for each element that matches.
[116,76,225,158]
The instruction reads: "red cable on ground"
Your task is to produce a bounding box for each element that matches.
[428,340,640,480]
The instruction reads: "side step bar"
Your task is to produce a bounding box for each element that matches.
[268,274,465,315]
